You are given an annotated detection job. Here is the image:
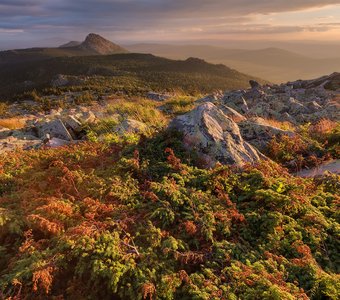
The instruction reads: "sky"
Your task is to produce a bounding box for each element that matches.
[1,0,340,49]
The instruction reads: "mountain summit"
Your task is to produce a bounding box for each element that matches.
[78,33,127,55]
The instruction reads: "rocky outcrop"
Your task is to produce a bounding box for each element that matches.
[169,102,265,167]
[212,74,340,123]
[239,117,295,150]
[220,105,246,123]
[147,92,171,101]
[0,108,98,153]
[36,119,74,141]
[0,136,42,153]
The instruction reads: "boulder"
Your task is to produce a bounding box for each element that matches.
[249,80,261,89]
[168,102,266,167]
[287,98,309,115]
[244,88,265,101]
[45,138,71,148]
[220,105,246,123]
[63,116,83,133]
[147,92,171,101]
[239,118,295,150]
[282,112,297,124]
[0,127,10,139]
[222,92,249,113]
[78,110,97,123]
[196,94,219,104]
[307,101,322,113]
[114,119,147,134]
[0,136,42,154]
[51,74,69,87]
[36,119,73,141]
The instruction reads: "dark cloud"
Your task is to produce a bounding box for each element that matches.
[0,0,339,47]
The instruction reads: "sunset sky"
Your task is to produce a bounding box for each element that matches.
[1,0,340,48]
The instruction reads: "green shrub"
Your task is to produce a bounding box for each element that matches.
[0,138,338,299]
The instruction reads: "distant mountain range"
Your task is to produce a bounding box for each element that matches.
[126,44,340,83]
[0,33,128,64]
[2,33,338,86]
[0,34,267,99]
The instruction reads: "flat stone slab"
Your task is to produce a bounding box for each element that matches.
[37,119,73,141]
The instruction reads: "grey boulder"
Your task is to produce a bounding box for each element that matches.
[169,102,266,167]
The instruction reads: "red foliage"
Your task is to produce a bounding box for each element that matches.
[165,148,182,171]
[32,266,55,294]
[142,282,156,300]
[183,220,197,235]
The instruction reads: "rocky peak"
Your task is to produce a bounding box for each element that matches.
[79,33,128,55]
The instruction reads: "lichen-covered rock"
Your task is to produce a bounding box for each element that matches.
[169,102,265,167]
[220,73,339,124]
[114,119,147,134]
[147,92,171,101]
[220,105,247,123]
[0,136,42,154]
[239,117,295,150]
[51,74,69,87]
[36,119,73,141]
[63,116,83,133]
[249,80,261,89]
[79,110,97,123]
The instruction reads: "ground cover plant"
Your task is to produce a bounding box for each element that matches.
[0,130,339,299]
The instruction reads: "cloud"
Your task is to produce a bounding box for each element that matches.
[318,22,340,26]
[0,0,339,47]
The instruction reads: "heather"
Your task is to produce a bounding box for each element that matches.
[0,134,339,299]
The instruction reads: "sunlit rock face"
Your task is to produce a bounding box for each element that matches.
[169,102,266,167]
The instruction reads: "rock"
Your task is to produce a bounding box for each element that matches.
[0,136,42,154]
[0,127,39,140]
[287,98,309,115]
[249,80,261,89]
[114,119,147,134]
[196,95,218,104]
[239,118,295,150]
[220,105,246,123]
[222,92,249,113]
[168,102,266,167]
[147,92,171,101]
[282,112,297,124]
[0,127,10,139]
[49,107,63,117]
[270,97,287,112]
[36,119,73,141]
[248,102,270,117]
[45,138,71,148]
[244,88,265,101]
[51,74,69,87]
[307,101,322,112]
[241,97,249,113]
[11,130,39,140]
[79,111,97,123]
[63,116,83,133]
[220,73,340,123]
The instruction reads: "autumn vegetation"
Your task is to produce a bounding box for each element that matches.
[0,122,339,299]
